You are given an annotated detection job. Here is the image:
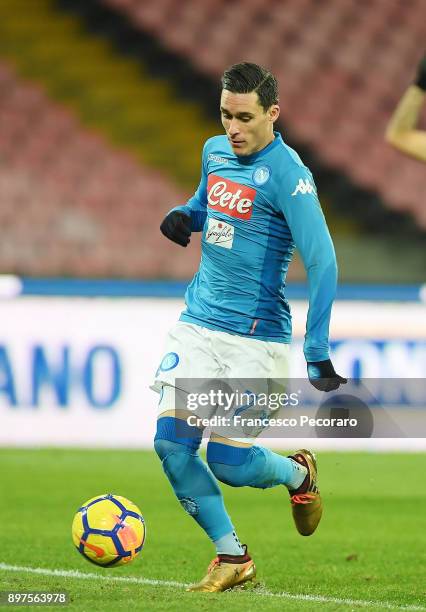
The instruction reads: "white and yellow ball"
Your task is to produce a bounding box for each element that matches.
[72,494,145,567]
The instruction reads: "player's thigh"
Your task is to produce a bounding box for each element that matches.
[211,331,290,379]
[155,382,216,425]
[223,335,291,405]
[153,322,219,392]
[209,334,290,444]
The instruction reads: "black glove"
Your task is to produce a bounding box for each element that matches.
[160,210,192,247]
[414,55,426,91]
[307,359,347,392]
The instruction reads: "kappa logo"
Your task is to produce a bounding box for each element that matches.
[208,153,229,164]
[291,178,317,196]
[207,175,256,220]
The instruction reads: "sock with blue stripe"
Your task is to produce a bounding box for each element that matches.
[154,417,243,555]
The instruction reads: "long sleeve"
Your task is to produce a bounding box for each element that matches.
[277,166,337,362]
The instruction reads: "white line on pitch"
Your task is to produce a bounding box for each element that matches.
[0,563,424,611]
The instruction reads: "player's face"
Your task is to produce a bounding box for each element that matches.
[220,90,280,156]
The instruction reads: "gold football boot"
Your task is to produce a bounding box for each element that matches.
[288,449,323,536]
[186,545,256,592]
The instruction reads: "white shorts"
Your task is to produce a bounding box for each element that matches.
[151,322,290,442]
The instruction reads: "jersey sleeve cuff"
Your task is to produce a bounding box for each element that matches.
[303,347,330,363]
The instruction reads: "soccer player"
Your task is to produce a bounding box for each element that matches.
[153,62,346,592]
[385,55,426,162]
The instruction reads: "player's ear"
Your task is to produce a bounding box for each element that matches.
[268,104,280,123]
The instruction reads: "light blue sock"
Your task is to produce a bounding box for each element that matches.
[214,531,244,556]
[285,457,308,490]
[207,443,307,490]
[154,417,238,544]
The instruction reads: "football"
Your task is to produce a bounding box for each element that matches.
[72,494,145,567]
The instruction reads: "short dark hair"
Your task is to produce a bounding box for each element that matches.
[221,62,279,111]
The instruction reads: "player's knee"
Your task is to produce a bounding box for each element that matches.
[207,441,253,487]
[153,436,195,489]
[154,416,201,462]
[153,437,180,461]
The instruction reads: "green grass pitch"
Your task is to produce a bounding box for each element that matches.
[0,449,425,611]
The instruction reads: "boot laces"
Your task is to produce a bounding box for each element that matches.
[207,557,221,573]
[291,493,317,505]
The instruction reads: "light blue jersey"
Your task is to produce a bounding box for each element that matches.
[171,131,337,362]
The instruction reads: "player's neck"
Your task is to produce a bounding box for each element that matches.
[249,132,276,156]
